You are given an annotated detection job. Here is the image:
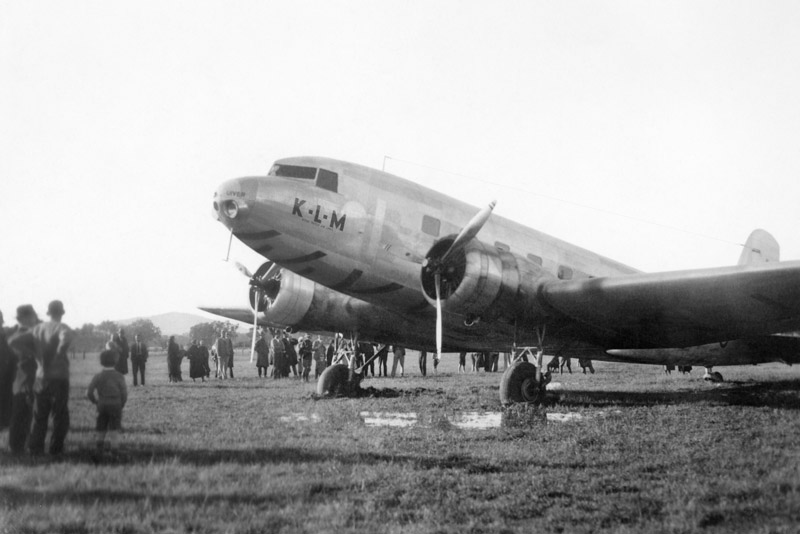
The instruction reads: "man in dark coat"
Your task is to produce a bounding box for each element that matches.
[298,334,313,381]
[129,333,148,386]
[6,305,39,453]
[269,332,286,378]
[167,336,182,382]
[112,328,129,376]
[282,334,298,377]
[198,340,211,378]
[215,330,234,379]
[187,339,206,382]
[254,331,270,378]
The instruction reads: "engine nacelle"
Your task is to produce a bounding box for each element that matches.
[250,268,316,326]
[421,237,554,324]
[248,266,426,341]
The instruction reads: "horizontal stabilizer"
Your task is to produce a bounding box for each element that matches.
[738,229,779,265]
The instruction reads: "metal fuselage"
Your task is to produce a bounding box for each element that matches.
[212,156,800,366]
[213,157,635,353]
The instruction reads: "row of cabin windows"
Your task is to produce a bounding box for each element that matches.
[421,215,577,280]
[270,164,339,193]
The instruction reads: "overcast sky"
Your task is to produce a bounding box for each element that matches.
[3,1,800,327]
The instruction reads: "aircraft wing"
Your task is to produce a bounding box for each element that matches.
[541,260,800,349]
[198,307,260,326]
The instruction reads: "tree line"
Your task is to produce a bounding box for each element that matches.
[71,319,242,354]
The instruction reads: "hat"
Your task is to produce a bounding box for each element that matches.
[47,300,65,316]
[16,304,37,320]
[99,350,119,368]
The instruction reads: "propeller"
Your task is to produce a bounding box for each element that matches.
[435,273,443,360]
[234,261,253,279]
[232,260,280,362]
[424,200,496,363]
[249,289,260,362]
[439,200,496,265]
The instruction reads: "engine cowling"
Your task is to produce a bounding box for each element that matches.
[420,237,554,324]
[248,265,429,342]
[249,267,316,326]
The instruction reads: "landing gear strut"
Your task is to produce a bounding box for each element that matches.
[500,326,551,405]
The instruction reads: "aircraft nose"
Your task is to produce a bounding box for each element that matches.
[213,177,260,223]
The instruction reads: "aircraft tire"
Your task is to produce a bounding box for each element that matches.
[499,361,544,405]
[317,364,351,397]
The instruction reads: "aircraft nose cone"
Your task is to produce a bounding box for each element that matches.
[213,177,260,223]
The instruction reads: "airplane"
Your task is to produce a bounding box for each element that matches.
[202,156,800,403]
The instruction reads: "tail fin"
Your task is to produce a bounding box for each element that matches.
[738,229,779,265]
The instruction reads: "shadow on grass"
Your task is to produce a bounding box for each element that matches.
[0,483,297,508]
[555,378,800,409]
[0,443,542,475]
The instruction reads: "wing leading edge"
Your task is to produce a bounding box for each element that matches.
[540,260,800,349]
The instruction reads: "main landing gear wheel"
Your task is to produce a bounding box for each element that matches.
[499,361,549,405]
[703,370,724,383]
[317,364,361,397]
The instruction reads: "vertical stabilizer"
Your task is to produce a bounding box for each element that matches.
[738,229,779,265]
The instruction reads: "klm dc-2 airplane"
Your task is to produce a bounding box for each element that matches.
[204,157,800,402]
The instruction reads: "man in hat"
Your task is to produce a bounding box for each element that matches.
[215,330,234,379]
[29,300,73,456]
[129,333,148,386]
[6,305,40,453]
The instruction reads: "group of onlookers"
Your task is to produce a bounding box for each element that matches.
[251,330,411,380]
[0,301,75,456]
[254,330,321,381]
[166,336,213,383]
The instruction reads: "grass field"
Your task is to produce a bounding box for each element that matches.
[1,350,799,534]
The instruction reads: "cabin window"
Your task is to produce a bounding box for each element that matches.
[271,164,317,180]
[558,265,573,280]
[317,169,339,192]
[527,254,543,266]
[421,215,440,237]
[495,241,510,252]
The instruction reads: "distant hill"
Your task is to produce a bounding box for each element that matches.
[118,312,210,336]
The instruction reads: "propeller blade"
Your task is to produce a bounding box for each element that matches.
[440,200,496,264]
[234,261,253,280]
[435,273,443,360]
[250,289,260,363]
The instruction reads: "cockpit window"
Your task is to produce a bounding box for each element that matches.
[317,169,338,192]
[270,164,317,180]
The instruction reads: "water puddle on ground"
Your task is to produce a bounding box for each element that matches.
[280,409,616,429]
[359,411,589,429]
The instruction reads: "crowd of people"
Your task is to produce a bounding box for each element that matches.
[0,304,600,458]
[248,330,413,380]
[165,336,212,383]
[0,300,75,457]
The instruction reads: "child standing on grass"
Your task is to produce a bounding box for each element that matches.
[87,350,127,453]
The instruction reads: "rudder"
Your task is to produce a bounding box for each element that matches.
[738,229,779,265]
